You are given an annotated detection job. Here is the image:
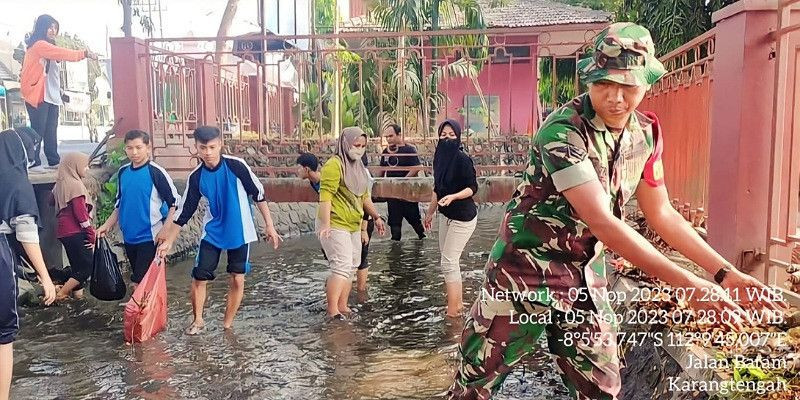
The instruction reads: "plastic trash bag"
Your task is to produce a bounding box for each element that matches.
[124,258,167,343]
[89,238,126,301]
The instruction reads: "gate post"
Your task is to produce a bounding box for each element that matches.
[110,37,152,137]
[708,1,793,282]
[248,75,262,134]
[196,60,218,126]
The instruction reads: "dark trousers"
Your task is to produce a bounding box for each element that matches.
[0,235,18,344]
[26,102,61,166]
[124,241,157,284]
[59,232,94,287]
[387,199,425,240]
[358,218,375,270]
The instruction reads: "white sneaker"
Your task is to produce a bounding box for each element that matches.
[28,166,47,174]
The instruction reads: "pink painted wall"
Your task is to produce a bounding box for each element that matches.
[436,35,539,135]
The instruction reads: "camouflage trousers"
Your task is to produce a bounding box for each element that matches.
[448,296,621,400]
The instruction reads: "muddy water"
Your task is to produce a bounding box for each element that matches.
[11,207,569,400]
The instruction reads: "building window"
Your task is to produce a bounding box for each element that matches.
[461,95,500,135]
[492,46,531,64]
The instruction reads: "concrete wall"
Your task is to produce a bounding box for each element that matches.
[37,168,517,267]
[259,176,522,202]
[94,175,510,262]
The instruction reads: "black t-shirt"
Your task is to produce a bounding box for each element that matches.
[380,145,421,178]
[434,153,479,222]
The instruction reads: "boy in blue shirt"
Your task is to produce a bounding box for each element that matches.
[296,153,321,194]
[158,126,281,334]
[97,130,179,289]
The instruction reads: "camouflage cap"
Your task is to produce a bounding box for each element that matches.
[577,22,667,87]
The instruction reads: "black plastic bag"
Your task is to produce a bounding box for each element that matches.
[90,238,126,301]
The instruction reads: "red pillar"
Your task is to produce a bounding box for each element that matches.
[707,1,796,282]
[281,86,294,137]
[110,37,151,137]
[196,61,218,126]
[248,75,262,134]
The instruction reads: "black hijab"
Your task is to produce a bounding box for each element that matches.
[0,130,40,226]
[433,119,464,191]
[25,15,59,75]
[15,127,40,167]
[26,14,58,48]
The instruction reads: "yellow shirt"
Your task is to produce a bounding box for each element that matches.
[319,156,369,232]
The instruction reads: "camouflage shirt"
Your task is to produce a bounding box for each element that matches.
[486,93,664,313]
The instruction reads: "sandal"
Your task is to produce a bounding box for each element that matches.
[184,322,205,335]
[328,313,346,322]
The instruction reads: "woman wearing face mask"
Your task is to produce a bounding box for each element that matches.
[317,127,386,319]
[423,120,478,317]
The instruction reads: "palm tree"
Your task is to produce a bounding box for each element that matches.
[368,0,493,137]
[295,0,493,138]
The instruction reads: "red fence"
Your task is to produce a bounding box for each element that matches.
[638,29,716,211]
[110,26,607,175]
[147,51,199,149]
[765,0,800,279]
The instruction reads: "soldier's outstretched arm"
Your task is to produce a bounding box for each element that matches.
[563,179,749,325]
[636,181,786,312]
[564,179,695,287]
[635,181,729,279]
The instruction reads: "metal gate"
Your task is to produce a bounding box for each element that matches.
[765,0,800,283]
[138,27,601,176]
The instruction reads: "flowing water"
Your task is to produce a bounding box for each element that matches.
[11,207,570,400]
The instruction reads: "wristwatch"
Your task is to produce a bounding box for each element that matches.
[714,264,732,284]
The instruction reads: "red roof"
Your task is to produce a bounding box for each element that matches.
[341,0,611,32]
[482,0,612,28]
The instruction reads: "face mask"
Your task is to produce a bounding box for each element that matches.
[438,138,460,151]
[347,147,366,161]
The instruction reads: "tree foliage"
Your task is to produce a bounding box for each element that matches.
[298,0,494,137]
[538,57,578,111]
[366,0,491,136]
[558,0,739,56]
[314,0,337,34]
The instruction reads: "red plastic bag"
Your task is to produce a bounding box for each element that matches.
[124,258,168,343]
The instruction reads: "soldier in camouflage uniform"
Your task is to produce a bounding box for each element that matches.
[448,23,784,400]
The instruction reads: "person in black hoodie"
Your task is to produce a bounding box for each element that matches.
[0,129,56,400]
[423,120,478,317]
